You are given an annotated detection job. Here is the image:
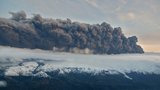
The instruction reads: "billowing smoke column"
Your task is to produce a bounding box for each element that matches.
[0,11,144,54]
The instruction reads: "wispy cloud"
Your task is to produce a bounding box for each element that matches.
[118,12,136,21]
[84,0,99,8]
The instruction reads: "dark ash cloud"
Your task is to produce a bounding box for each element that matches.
[0,11,144,54]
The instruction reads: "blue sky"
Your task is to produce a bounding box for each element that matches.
[0,0,160,52]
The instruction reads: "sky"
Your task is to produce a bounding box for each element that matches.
[0,0,160,52]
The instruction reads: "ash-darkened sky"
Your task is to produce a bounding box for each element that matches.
[0,0,160,52]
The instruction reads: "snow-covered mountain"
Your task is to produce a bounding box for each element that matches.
[0,46,160,90]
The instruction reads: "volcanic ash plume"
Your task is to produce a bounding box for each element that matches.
[0,11,144,54]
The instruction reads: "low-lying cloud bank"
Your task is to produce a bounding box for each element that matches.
[0,11,144,54]
[0,46,159,79]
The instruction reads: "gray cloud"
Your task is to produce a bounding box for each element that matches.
[0,0,159,52]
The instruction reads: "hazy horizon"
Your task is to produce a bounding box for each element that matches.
[0,0,160,52]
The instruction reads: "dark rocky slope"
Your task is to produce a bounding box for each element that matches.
[1,72,160,90]
[0,11,144,54]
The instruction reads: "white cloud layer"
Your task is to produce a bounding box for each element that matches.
[0,46,160,79]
